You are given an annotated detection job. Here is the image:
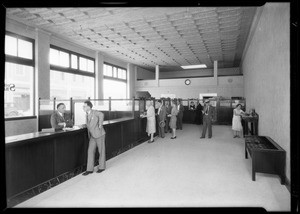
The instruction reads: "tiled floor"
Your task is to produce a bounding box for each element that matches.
[15,124,290,211]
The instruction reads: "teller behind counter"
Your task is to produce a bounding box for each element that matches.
[50,102,74,130]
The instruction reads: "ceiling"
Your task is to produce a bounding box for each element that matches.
[6,7,257,72]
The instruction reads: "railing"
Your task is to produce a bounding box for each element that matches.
[38,96,248,130]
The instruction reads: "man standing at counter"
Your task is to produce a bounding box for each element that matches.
[50,103,73,130]
[176,99,184,130]
[156,100,166,138]
[81,100,106,176]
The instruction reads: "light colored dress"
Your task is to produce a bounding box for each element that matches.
[146,105,156,134]
[169,106,178,129]
[232,108,244,131]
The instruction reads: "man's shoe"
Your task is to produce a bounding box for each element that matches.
[82,171,93,176]
[208,136,212,138]
[96,169,105,173]
[200,136,205,139]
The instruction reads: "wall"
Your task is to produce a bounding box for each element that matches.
[135,75,244,99]
[159,67,241,79]
[5,119,37,137]
[241,3,290,181]
[136,67,155,80]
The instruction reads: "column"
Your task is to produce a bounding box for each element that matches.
[35,28,51,99]
[155,64,159,87]
[95,51,104,99]
[214,60,218,85]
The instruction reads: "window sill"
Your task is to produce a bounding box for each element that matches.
[5,116,37,121]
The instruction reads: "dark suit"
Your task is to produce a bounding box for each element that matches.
[50,111,73,130]
[85,109,106,171]
[157,105,166,138]
[165,105,172,133]
[195,103,203,125]
[176,104,184,129]
[201,105,215,138]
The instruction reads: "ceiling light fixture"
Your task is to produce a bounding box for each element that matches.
[181,64,207,69]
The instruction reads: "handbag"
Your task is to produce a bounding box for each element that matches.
[159,121,165,127]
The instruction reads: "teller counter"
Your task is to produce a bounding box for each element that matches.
[5,115,148,207]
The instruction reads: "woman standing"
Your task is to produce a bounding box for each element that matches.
[168,100,179,139]
[232,104,245,138]
[142,100,156,143]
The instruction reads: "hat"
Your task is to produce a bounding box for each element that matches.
[205,100,210,103]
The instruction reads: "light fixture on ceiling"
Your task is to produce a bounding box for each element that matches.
[181,64,207,69]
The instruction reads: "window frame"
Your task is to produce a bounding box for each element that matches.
[103,62,127,99]
[49,45,96,100]
[103,62,127,83]
[50,45,95,78]
[5,31,36,121]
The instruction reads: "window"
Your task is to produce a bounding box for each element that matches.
[5,32,35,119]
[103,63,127,81]
[103,63,127,99]
[103,79,127,99]
[50,45,95,99]
[50,70,94,99]
[50,49,69,67]
[71,54,78,69]
[5,34,33,59]
[113,67,117,78]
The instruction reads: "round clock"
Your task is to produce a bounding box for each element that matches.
[185,79,191,85]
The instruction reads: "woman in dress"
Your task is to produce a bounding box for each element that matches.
[142,100,156,143]
[232,104,245,138]
[168,100,179,139]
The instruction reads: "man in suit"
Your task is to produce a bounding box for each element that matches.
[200,100,215,139]
[156,100,166,138]
[81,100,106,176]
[164,100,172,133]
[195,102,203,125]
[176,99,184,130]
[50,103,73,130]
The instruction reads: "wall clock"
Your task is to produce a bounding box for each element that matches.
[185,79,191,85]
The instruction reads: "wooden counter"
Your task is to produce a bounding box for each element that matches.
[5,117,148,202]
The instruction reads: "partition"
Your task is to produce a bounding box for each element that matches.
[39,97,135,130]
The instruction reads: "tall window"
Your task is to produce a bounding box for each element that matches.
[103,63,127,99]
[49,45,95,99]
[5,32,35,119]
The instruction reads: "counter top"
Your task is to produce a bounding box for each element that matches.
[6,117,135,145]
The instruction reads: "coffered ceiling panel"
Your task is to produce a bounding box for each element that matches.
[6,6,257,72]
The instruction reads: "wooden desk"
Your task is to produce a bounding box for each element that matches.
[5,117,148,204]
[241,114,259,136]
[245,135,286,184]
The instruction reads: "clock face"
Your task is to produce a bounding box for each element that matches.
[185,79,191,85]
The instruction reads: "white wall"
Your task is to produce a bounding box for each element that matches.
[135,76,244,99]
[5,119,37,137]
[159,67,241,79]
[242,3,290,181]
[137,67,155,80]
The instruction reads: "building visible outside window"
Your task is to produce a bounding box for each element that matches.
[5,32,35,119]
[103,63,127,99]
[49,45,95,100]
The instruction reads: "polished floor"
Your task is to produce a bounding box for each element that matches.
[15,124,290,210]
